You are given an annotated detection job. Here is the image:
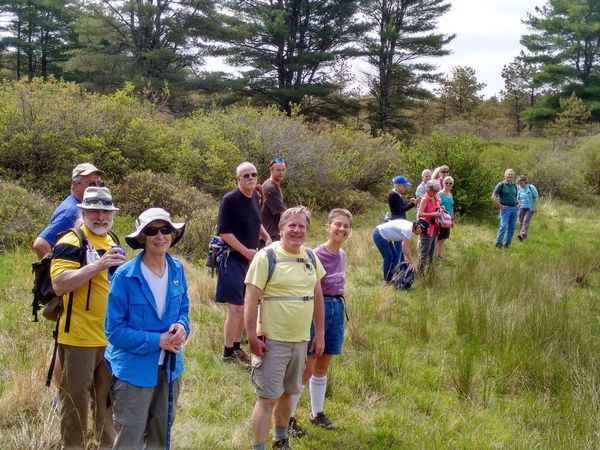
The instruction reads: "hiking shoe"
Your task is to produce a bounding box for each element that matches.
[288,416,307,438]
[517,234,524,241]
[310,411,335,429]
[272,438,292,450]
[495,243,503,249]
[233,348,251,366]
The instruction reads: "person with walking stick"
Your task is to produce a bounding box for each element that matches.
[105,208,190,449]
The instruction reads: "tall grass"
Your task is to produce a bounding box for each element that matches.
[1,199,599,448]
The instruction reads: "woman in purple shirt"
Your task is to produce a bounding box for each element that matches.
[288,208,352,437]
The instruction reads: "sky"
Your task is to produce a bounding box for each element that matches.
[430,0,546,98]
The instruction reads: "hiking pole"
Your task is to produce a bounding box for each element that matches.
[166,350,176,450]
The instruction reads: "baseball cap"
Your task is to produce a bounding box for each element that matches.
[72,163,105,179]
[392,175,411,187]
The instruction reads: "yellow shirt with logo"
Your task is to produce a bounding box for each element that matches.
[245,243,325,342]
[50,225,118,347]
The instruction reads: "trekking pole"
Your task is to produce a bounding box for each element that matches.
[166,350,176,450]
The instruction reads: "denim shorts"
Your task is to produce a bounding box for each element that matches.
[309,296,345,355]
[215,255,248,305]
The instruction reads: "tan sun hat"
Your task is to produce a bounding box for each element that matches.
[125,207,185,250]
[77,187,119,211]
[72,163,105,179]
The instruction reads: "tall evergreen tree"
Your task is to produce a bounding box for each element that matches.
[1,0,76,80]
[212,0,365,117]
[65,0,215,94]
[501,54,541,134]
[521,0,600,123]
[360,0,454,134]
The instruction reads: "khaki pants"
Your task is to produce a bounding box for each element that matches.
[112,367,181,450]
[58,344,115,450]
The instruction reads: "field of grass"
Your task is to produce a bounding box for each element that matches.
[1,198,599,449]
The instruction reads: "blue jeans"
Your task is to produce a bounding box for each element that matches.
[373,228,399,282]
[496,206,518,247]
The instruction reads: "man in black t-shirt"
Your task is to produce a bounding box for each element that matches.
[216,161,271,365]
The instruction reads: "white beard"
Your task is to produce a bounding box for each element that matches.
[84,216,113,236]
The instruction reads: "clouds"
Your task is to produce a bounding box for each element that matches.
[434,0,544,97]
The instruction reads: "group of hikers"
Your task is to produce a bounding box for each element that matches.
[32,159,538,450]
[373,165,539,283]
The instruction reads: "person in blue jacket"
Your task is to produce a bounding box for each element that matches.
[105,207,190,450]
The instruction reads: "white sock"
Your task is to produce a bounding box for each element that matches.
[309,375,327,416]
[290,384,305,417]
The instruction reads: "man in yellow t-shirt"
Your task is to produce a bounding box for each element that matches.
[245,206,325,450]
[50,186,126,450]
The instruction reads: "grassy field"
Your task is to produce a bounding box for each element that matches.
[1,198,599,449]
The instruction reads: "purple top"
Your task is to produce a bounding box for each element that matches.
[315,244,346,296]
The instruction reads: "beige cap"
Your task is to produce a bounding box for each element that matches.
[77,187,119,211]
[72,163,105,179]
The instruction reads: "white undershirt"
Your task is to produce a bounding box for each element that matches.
[141,261,169,365]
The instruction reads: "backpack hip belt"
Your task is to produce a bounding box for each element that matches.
[262,296,314,302]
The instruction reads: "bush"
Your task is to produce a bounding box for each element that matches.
[0,180,53,249]
[111,171,215,219]
[400,132,502,216]
[176,208,219,263]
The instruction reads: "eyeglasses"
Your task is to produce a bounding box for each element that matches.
[241,172,258,179]
[143,225,173,236]
[269,157,285,167]
[444,182,453,185]
[80,181,106,187]
[82,198,114,206]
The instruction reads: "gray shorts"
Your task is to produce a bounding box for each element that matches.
[251,339,307,399]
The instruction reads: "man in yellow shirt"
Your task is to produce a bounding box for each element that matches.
[245,206,325,450]
[51,186,126,449]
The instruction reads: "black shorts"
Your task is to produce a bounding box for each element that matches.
[438,227,451,240]
[215,255,248,305]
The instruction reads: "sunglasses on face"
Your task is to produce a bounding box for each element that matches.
[441,170,449,174]
[444,182,453,185]
[143,225,173,236]
[83,198,114,206]
[81,181,106,187]
[241,172,258,179]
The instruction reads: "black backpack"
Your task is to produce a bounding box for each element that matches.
[390,261,415,290]
[31,226,119,386]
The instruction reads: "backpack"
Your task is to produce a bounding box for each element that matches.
[264,245,317,284]
[390,261,415,290]
[31,226,120,386]
[205,235,229,278]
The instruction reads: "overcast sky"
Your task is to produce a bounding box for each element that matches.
[431,0,546,98]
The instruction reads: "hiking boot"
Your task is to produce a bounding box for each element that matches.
[517,234,524,241]
[233,348,251,366]
[272,438,292,450]
[495,243,503,249]
[310,411,335,429]
[288,416,307,438]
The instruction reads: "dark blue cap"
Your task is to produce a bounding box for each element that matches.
[392,175,411,187]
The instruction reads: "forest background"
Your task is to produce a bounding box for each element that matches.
[1,0,600,448]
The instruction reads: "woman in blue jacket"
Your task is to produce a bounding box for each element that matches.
[105,207,190,449]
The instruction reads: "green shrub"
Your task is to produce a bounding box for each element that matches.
[176,208,219,263]
[0,180,53,249]
[111,171,215,219]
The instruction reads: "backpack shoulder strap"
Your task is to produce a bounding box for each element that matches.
[107,229,120,245]
[265,247,277,284]
[305,247,317,269]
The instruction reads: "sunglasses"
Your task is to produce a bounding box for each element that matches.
[269,157,285,166]
[81,181,106,187]
[441,170,449,174]
[82,198,114,206]
[444,182,453,185]
[143,225,173,236]
[241,172,258,179]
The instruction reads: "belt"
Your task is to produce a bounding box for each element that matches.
[501,204,516,207]
[323,295,349,321]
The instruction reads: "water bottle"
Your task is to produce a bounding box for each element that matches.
[108,245,125,282]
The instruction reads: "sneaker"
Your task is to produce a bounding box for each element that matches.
[288,416,307,438]
[495,243,503,249]
[272,438,292,450]
[310,411,335,429]
[517,234,523,241]
[233,348,251,366]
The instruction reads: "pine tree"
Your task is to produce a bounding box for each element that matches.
[360,0,454,134]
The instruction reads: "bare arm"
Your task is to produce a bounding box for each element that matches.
[401,238,418,272]
[491,192,503,208]
[52,248,125,297]
[260,225,272,245]
[244,284,268,356]
[309,283,325,357]
[219,232,257,261]
[33,237,52,259]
